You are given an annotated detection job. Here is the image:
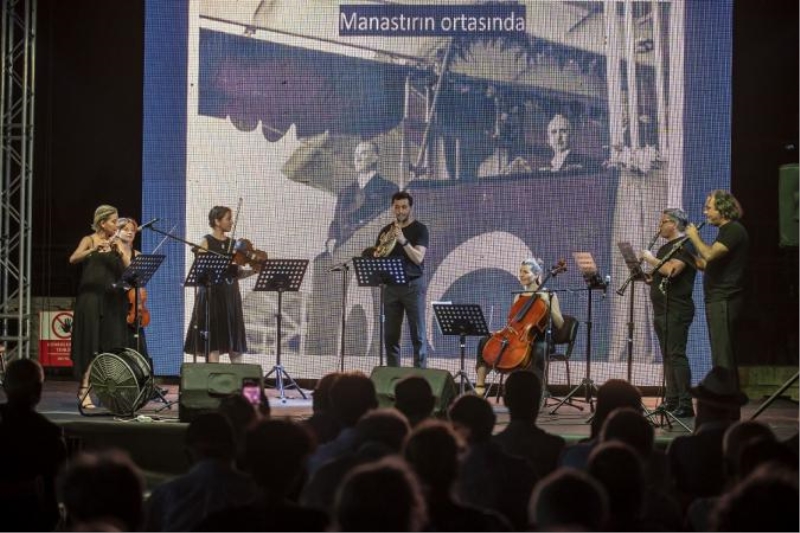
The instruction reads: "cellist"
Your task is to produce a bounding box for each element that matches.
[475,258,564,396]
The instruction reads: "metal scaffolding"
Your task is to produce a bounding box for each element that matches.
[1,0,36,368]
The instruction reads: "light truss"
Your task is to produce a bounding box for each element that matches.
[0,0,36,366]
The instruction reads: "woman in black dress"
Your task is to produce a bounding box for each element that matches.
[116,217,149,359]
[183,206,248,363]
[69,205,133,408]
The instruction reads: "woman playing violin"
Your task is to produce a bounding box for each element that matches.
[183,206,248,364]
[69,205,132,409]
[475,257,564,396]
[115,217,151,360]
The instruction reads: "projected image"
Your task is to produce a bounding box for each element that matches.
[144,1,731,387]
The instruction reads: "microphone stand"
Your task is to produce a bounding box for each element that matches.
[329,258,355,372]
[143,223,231,362]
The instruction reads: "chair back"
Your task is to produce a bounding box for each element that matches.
[550,315,579,359]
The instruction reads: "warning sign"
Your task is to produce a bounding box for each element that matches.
[39,310,73,367]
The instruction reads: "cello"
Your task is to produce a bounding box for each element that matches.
[481,259,567,372]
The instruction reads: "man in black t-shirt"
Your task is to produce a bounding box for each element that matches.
[686,190,749,396]
[372,191,429,367]
[641,208,697,417]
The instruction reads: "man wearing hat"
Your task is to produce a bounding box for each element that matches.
[668,366,749,502]
[686,190,748,389]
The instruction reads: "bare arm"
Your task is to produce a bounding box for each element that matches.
[686,223,730,263]
[69,236,97,264]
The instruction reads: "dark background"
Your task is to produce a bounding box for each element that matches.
[32,0,799,366]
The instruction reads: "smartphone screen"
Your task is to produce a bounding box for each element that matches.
[241,378,263,406]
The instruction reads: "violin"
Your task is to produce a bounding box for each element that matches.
[232,238,268,271]
[481,259,567,371]
[126,287,150,327]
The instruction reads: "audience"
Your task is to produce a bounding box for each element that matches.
[196,419,328,531]
[332,456,427,532]
[560,378,643,469]
[301,408,411,513]
[14,360,799,532]
[668,366,748,509]
[393,375,436,427]
[493,370,565,478]
[304,372,342,445]
[58,450,145,532]
[143,412,258,531]
[404,419,511,531]
[709,463,799,532]
[449,393,538,530]
[0,358,67,532]
[528,468,609,531]
[306,372,378,475]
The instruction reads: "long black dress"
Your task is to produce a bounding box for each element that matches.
[183,235,248,357]
[70,249,129,379]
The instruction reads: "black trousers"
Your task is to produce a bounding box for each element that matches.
[705,296,744,389]
[653,309,693,408]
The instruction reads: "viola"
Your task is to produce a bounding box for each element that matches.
[127,287,151,327]
[481,259,567,371]
[232,238,268,271]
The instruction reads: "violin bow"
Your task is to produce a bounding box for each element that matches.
[227,197,244,254]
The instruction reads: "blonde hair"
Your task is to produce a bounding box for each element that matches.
[116,217,138,232]
[92,205,118,231]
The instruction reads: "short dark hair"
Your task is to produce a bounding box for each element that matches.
[208,205,231,228]
[391,191,413,207]
[709,190,743,221]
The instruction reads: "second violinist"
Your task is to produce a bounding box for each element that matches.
[115,217,150,359]
[475,257,564,396]
[183,205,248,364]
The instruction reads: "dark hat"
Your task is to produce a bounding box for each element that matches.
[689,366,748,406]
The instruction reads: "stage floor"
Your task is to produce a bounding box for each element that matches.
[12,379,799,488]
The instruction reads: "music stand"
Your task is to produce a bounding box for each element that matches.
[254,259,309,402]
[352,257,407,366]
[550,252,606,415]
[616,242,649,384]
[433,303,489,395]
[119,254,165,354]
[118,254,174,411]
[184,253,233,362]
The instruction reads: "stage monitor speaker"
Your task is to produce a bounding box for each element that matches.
[179,363,264,422]
[779,163,799,247]
[369,366,458,418]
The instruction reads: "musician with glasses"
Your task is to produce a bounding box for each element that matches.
[640,208,697,418]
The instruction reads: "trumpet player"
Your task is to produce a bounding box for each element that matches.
[372,191,429,368]
[640,208,697,418]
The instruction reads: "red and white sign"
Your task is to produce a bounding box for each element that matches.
[39,310,73,367]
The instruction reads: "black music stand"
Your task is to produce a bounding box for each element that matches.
[352,257,407,366]
[616,242,649,384]
[433,303,489,395]
[119,254,165,354]
[184,253,233,362]
[254,259,309,402]
[118,254,174,411]
[550,252,606,415]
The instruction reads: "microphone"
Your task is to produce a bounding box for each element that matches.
[695,221,706,231]
[137,218,160,232]
[603,274,611,298]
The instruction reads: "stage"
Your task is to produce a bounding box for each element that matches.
[15,378,799,491]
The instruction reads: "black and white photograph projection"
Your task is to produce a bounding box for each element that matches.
[143,0,733,385]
